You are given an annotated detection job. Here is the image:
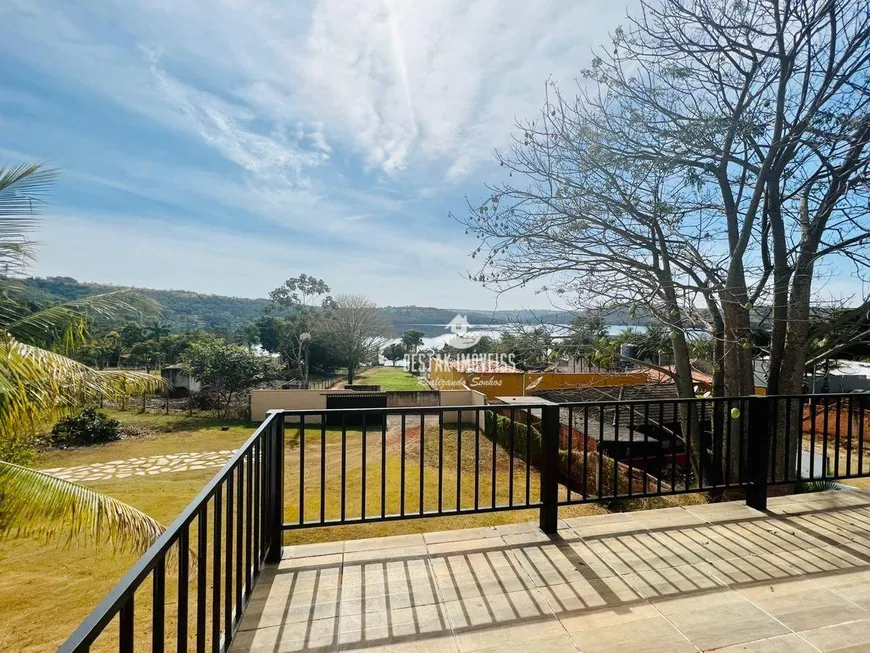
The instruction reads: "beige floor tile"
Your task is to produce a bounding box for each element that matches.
[709,633,819,652]
[654,589,789,650]
[798,618,870,652]
[558,602,660,633]
[536,576,640,613]
[502,530,553,545]
[825,570,870,610]
[707,555,800,586]
[443,588,553,629]
[338,637,458,653]
[621,563,724,599]
[344,545,429,564]
[452,618,567,652]
[345,534,427,553]
[570,612,696,653]
[232,618,340,653]
[338,617,452,649]
[286,541,345,558]
[632,506,706,530]
[471,633,579,653]
[423,527,500,545]
[340,603,448,633]
[427,538,506,556]
[279,553,344,570]
[739,583,868,632]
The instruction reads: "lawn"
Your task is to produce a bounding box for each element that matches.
[0,408,607,651]
[353,365,425,391]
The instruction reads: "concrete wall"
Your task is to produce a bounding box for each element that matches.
[439,389,486,424]
[386,390,439,407]
[250,389,340,421]
[251,387,487,422]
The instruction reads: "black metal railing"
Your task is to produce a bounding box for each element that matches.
[61,393,870,651]
[59,411,286,653]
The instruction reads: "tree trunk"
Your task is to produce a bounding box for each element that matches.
[775,260,815,480]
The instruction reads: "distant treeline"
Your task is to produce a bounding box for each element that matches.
[18,277,663,337]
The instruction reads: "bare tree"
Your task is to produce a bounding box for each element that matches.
[461,0,870,480]
[320,295,393,384]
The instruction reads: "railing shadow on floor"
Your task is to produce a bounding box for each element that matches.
[233,498,870,653]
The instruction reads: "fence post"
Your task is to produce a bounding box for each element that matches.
[539,404,560,534]
[266,410,285,562]
[746,396,772,511]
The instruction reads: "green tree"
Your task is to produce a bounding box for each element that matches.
[382,343,407,366]
[268,275,332,388]
[0,164,163,552]
[401,330,424,354]
[183,340,272,417]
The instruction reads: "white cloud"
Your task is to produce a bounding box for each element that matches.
[31,213,536,307]
[0,0,640,309]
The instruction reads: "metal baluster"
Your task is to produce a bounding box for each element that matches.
[613,403,620,498]
[225,472,233,640]
[400,413,406,516]
[627,403,634,496]
[810,398,817,480]
[456,411,462,512]
[474,410,480,511]
[196,508,207,653]
[119,598,134,653]
[584,405,590,500]
[381,412,387,519]
[361,413,367,521]
[438,410,444,513]
[320,416,326,524]
[567,406,573,503]
[153,558,166,653]
[253,442,260,566]
[525,408,532,506]
[835,397,842,478]
[598,405,605,499]
[178,527,190,653]
[236,462,243,621]
[643,403,650,493]
[212,487,222,653]
[299,415,305,525]
[245,453,252,594]
[509,406,515,507]
[420,412,425,515]
[341,414,347,522]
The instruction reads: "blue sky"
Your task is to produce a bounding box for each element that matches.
[0,0,638,309]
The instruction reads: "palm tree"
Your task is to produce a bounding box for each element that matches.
[0,164,164,553]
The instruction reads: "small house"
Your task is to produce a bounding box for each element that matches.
[161,364,202,394]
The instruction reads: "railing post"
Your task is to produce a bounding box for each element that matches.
[539,404,560,534]
[266,410,285,563]
[746,396,771,511]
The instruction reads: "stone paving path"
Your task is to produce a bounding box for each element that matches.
[41,449,236,483]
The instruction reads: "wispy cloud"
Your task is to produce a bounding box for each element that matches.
[0,0,640,308]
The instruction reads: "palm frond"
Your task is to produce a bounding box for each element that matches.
[0,336,164,442]
[4,290,161,349]
[0,461,164,553]
[0,163,59,226]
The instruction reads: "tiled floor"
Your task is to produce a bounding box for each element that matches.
[233,490,870,652]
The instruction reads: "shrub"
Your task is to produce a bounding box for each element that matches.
[50,409,122,447]
[484,410,544,465]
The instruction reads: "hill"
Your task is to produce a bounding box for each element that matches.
[18,277,272,332]
[18,277,640,336]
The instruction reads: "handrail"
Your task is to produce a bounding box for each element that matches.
[58,411,281,653]
[58,392,868,651]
